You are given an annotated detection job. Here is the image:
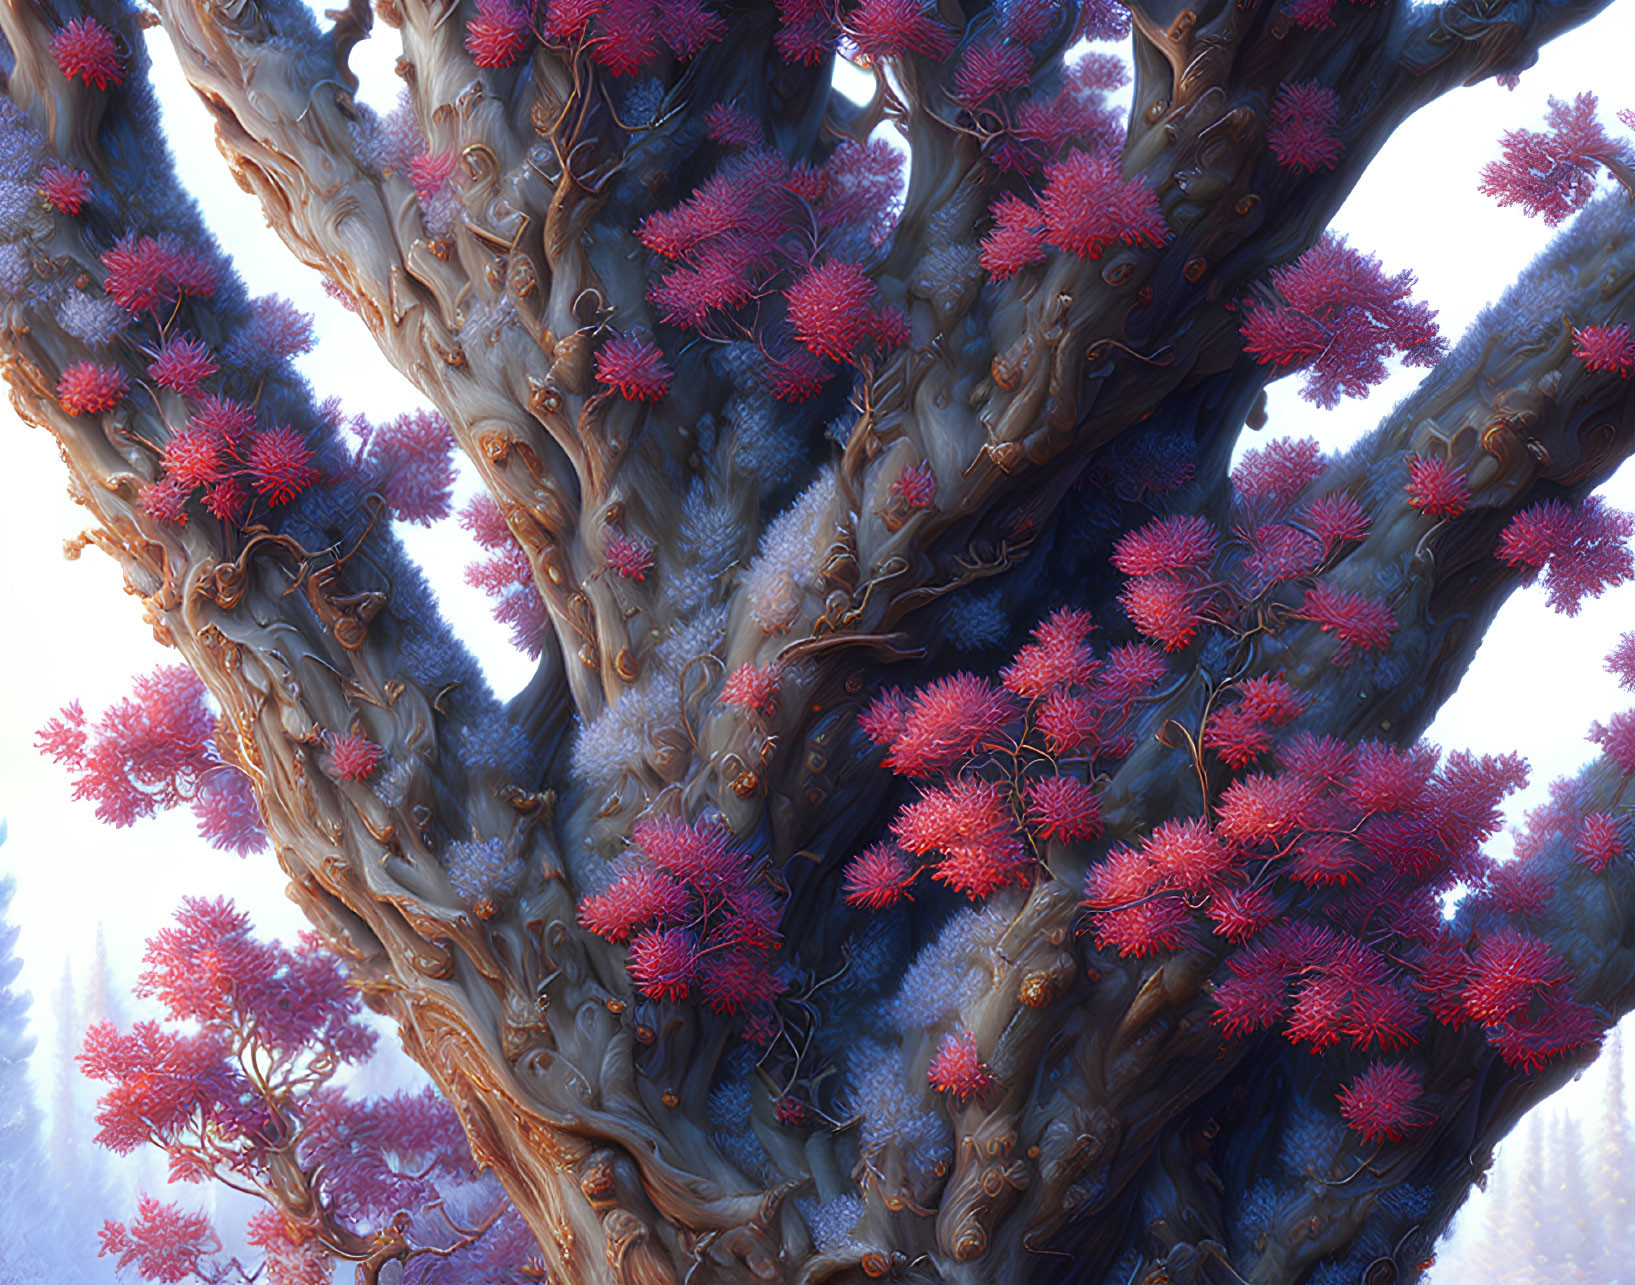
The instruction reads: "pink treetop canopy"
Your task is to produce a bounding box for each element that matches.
[1239,234,1448,408]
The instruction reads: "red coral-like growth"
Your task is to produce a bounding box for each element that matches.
[1266,82,1342,172]
[147,335,218,397]
[890,460,937,508]
[1037,148,1169,262]
[1023,775,1103,842]
[979,193,1049,280]
[1497,497,1635,615]
[595,333,672,400]
[465,0,532,66]
[97,1197,217,1284]
[1293,583,1396,660]
[785,260,904,364]
[1607,631,1635,691]
[1405,456,1470,517]
[1337,1062,1430,1142]
[842,842,917,908]
[882,674,1016,777]
[1574,323,1635,375]
[926,1029,995,1102]
[605,529,655,580]
[244,427,320,506]
[1591,709,1635,774]
[720,662,779,712]
[58,361,128,415]
[329,732,385,782]
[39,162,90,214]
[52,17,122,89]
[1110,515,1218,576]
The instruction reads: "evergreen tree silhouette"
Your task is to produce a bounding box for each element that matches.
[0,830,56,1282]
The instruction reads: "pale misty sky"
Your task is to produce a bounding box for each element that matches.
[0,0,1633,1252]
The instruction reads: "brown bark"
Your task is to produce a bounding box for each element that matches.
[1,0,1633,1281]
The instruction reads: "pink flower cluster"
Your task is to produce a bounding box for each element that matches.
[577,816,787,1032]
[846,609,1165,906]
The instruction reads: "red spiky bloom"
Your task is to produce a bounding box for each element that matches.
[627,928,698,1001]
[1202,705,1272,769]
[858,686,908,747]
[1608,632,1635,691]
[1337,1062,1430,1142]
[1233,437,1325,512]
[1574,323,1635,375]
[1119,575,1204,651]
[1266,81,1342,171]
[465,0,531,66]
[147,335,218,397]
[605,530,655,580]
[1590,710,1635,774]
[1280,732,1356,788]
[1024,775,1103,842]
[1003,609,1100,699]
[1462,930,1571,1024]
[407,150,457,202]
[882,674,1016,777]
[1239,235,1446,408]
[1089,892,1197,958]
[1038,149,1170,262]
[1207,884,1279,942]
[39,162,90,214]
[329,732,385,782]
[700,951,784,1016]
[1575,813,1623,871]
[926,1029,995,1102]
[785,260,903,364]
[189,395,255,445]
[1301,491,1371,547]
[1293,583,1396,659]
[842,842,917,908]
[1142,818,1238,894]
[890,460,936,508]
[1110,515,1218,576]
[139,477,190,524]
[891,778,1026,898]
[1404,455,1470,517]
[980,193,1048,280]
[51,17,122,89]
[594,333,672,400]
[1497,497,1635,615]
[578,864,691,942]
[846,0,954,60]
[704,102,763,147]
[954,37,1031,103]
[244,427,320,506]
[720,662,779,712]
[1238,675,1306,724]
[102,234,216,313]
[1214,774,1313,844]
[160,428,226,494]
[1342,741,1437,812]
[630,815,744,891]
[202,477,249,524]
[57,361,128,415]
[1480,92,1617,225]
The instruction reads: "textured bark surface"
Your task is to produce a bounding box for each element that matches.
[4,0,1635,1280]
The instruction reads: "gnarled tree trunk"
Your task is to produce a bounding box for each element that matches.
[2,0,1634,1279]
